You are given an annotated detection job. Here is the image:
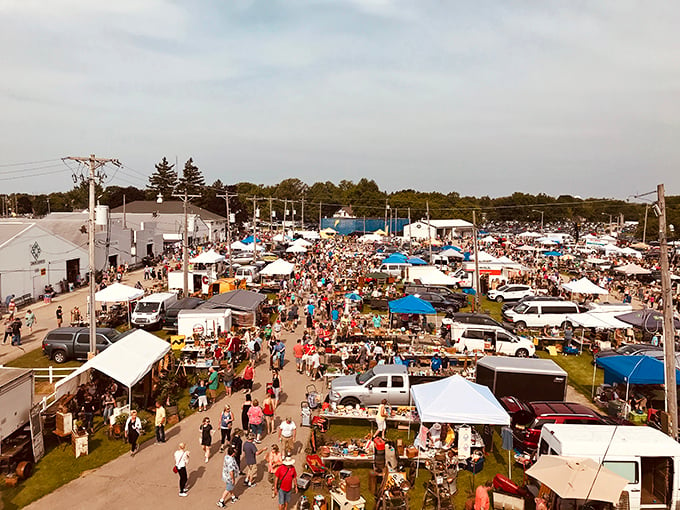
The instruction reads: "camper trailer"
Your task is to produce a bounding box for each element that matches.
[538,424,680,510]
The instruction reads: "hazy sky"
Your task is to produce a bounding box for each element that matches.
[1,0,679,198]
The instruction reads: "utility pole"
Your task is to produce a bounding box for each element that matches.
[217,192,236,277]
[407,207,412,255]
[252,196,258,264]
[269,197,274,234]
[426,201,432,264]
[472,210,481,312]
[301,196,305,229]
[385,200,389,233]
[643,204,649,244]
[532,209,544,232]
[122,195,126,229]
[65,154,120,358]
[318,202,322,231]
[658,184,678,439]
[171,190,201,297]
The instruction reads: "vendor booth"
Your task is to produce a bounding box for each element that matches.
[94,283,144,327]
[201,289,268,327]
[55,329,171,408]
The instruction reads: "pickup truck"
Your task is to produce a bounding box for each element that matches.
[42,327,131,363]
[327,364,440,407]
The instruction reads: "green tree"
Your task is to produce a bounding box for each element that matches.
[147,157,178,199]
[176,158,205,196]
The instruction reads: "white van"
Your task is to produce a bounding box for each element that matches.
[538,424,680,510]
[235,265,260,284]
[379,263,410,277]
[450,323,535,357]
[502,299,582,329]
[131,292,178,329]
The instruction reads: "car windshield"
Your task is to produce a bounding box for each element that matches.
[513,303,528,313]
[356,368,375,385]
[136,302,159,313]
[496,285,508,292]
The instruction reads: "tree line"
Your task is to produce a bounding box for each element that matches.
[4,156,679,240]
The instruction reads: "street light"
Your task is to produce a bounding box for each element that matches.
[532,209,544,232]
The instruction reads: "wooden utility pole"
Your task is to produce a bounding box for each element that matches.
[318,202,322,231]
[269,196,274,234]
[301,197,305,229]
[65,154,120,357]
[217,192,236,277]
[172,190,201,296]
[658,184,678,439]
[407,207,412,255]
[426,201,432,264]
[252,196,258,264]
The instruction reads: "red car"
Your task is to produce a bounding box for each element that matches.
[501,396,606,452]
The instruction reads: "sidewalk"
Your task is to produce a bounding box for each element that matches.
[23,315,312,510]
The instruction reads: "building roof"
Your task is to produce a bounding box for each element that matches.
[0,222,35,249]
[110,201,225,222]
[428,219,474,228]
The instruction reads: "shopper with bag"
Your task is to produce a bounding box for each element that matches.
[275,456,298,510]
[124,410,143,455]
[173,442,190,497]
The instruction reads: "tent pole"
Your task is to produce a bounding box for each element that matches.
[591,358,597,399]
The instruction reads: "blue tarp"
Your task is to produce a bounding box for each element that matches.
[596,355,680,385]
[388,295,436,315]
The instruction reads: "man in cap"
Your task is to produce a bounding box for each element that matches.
[275,456,298,510]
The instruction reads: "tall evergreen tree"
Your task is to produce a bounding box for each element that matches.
[177,158,205,196]
[147,157,178,199]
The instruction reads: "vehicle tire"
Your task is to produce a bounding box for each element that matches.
[53,350,67,364]
[561,321,572,329]
[495,295,504,303]
[514,321,527,330]
[16,461,32,479]
[516,348,529,358]
[340,397,360,408]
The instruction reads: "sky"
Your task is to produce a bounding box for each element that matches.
[1,0,679,198]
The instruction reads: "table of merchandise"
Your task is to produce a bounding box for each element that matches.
[330,490,366,510]
[321,405,418,423]
[180,340,219,369]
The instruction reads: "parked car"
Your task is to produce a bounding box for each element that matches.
[450,324,535,357]
[448,312,507,329]
[487,284,534,303]
[502,299,587,329]
[501,295,564,313]
[163,297,206,331]
[593,343,664,363]
[42,327,130,363]
[412,292,461,313]
[500,396,607,452]
[404,285,467,306]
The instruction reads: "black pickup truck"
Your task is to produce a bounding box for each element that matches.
[42,327,131,363]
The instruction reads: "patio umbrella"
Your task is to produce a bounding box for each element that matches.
[616,309,680,330]
[526,456,628,504]
[345,292,362,301]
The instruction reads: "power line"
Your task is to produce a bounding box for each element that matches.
[0,168,67,181]
[0,158,61,168]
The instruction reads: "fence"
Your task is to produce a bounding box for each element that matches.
[33,366,78,412]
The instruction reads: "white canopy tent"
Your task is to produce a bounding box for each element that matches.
[562,277,608,295]
[230,240,248,251]
[614,263,651,275]
[440,248,464,259]
[410,375,510,425]
[518,231,542,238]
[94,283,145,326]
[479,236,498,244]
[515,245,537,252]
[190,249,225,264]
[55,329,171,407]
[292,238,313,247]
[259,259,295,276]
[619,247,642,258]
[286,244,307,253]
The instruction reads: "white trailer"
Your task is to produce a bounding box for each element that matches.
[538,424,680,510]
[178,308,232,338]
[167,269,213,295]
[0,367,33,444]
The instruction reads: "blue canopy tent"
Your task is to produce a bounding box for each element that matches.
[595,355,680,401]
[441,245,462,252]
[381,253,409,264]
[543,251,563,257]
[407,256,427,265]
[388,295,436,315]
[241,235,263,244]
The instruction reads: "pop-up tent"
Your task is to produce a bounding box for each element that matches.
[95,283,145,326]
[614,263,650,275]
[410,375,510,425]
[190,249,225,264]
[595,355,680,402]
[55,329,171,407]
[259,259,295,276]
[562,277,608,295]
[388,295,436,315]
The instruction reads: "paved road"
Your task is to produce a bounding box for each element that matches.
[24,314,313,510]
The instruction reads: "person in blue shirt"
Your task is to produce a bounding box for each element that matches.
[430,353,443,374]
[331,307,339,324]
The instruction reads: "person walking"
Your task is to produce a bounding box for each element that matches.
[55,305,63,327]
[219,404,234,452]
[3,318,12,344]
[124,409,143,455]
[200,416,214,463]
[10,317,22,346]
[24,309,36,334]
[243,432,265,488]
[275,456,298,510]
[174,442,190,497]
[231,429,244,475]
[376,399,388,439]
[216,446,239,507]
[247,399,265,442]
[278,417,297,456]
[272,369,282,407]
[223,363,235,397]
[266,444,283,499]
[196,379,209,412]
[241,394,252,431]
[262,393,276,434]
[208,366,220,405]
[242,362,255,393]
[293,339,304,373]
[155,401,166,443]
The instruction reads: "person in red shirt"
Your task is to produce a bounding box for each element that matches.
[293,340,304,373]
[275,457,298,510]
[474,481,492,510]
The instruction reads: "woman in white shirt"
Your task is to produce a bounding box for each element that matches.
[174,442,190,496]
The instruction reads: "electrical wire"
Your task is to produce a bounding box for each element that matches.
[0,168,67,181]
[0,158,61,168]
[0,163,65,175]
